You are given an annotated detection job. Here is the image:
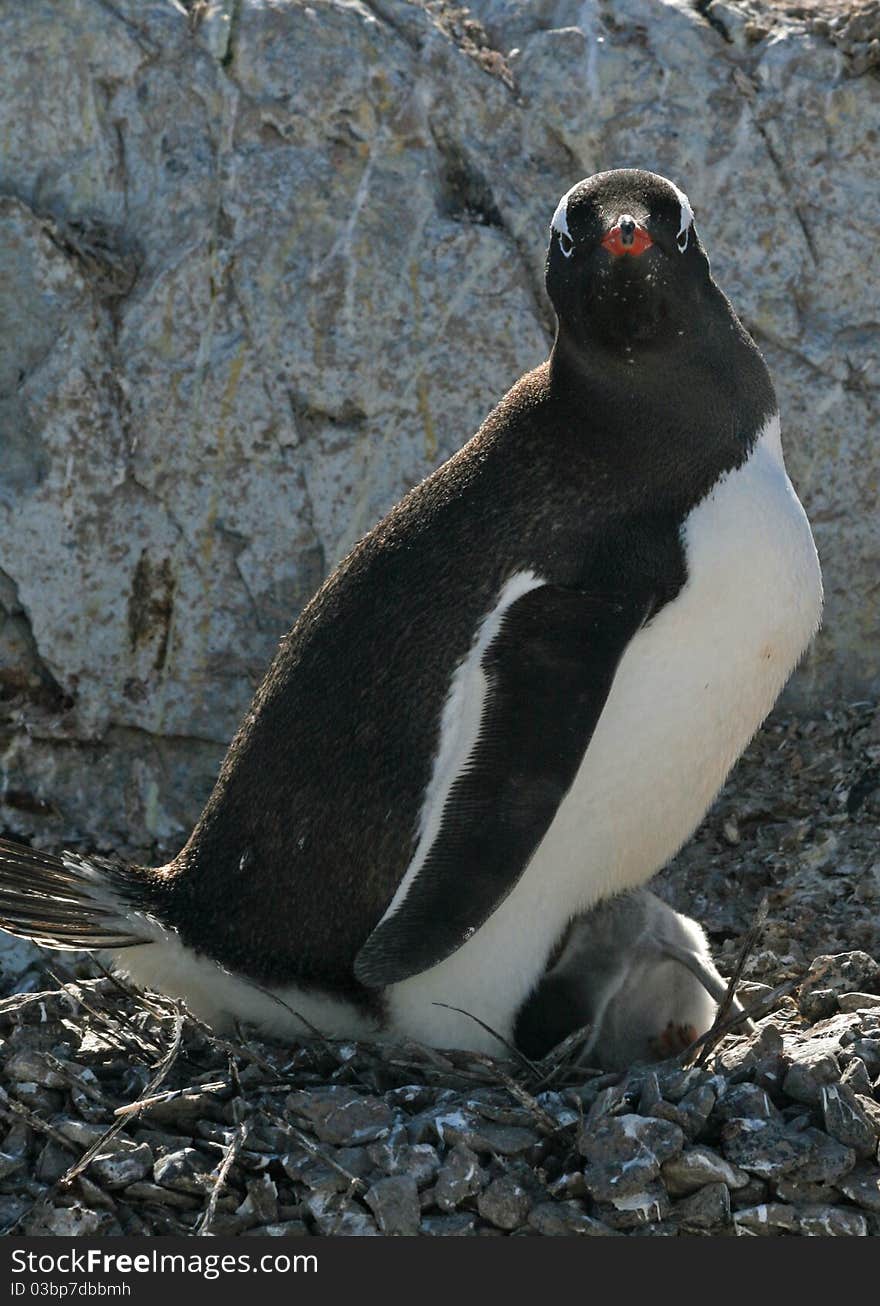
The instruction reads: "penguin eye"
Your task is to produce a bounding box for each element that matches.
[677,229,689,253]
[557,230,574,258]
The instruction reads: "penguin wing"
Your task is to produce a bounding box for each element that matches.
[354,582,652,987]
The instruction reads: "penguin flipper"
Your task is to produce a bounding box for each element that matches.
[354,583,651,987]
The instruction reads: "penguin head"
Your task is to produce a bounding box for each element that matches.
[545,169,710,355]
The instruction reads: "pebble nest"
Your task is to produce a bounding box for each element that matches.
[0,700,878,1238]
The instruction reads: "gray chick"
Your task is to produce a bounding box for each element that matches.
[515,889,747,1069]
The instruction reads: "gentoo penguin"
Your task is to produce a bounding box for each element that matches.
[0,170,821,1054]
[514,889,749,1070]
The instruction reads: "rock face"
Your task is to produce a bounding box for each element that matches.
[0,0,877,859]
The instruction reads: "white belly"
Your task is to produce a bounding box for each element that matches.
[386,415,822,1050]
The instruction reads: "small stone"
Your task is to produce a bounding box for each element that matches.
[578,1113,684,1167]
[286,1087,394,1146]
[434,1144,485,1211]
[90,1142,154,1190]
[838,992,880,1013]
[794,1128,857,1185]
[677,1084,716,1138]
[35,1140,76,1184]
[837,1165,880,1212]
[774,1176,840,1204]
[242,1221,310,1236]
[24,1204,118,1237]
[303,1192,377,1236]
[734,1203,800,1236]
[420,1213,475,1236]
[843,1039,880,1078]
[594,1181,671,1231]
[364,1175,420,1235]
[0,1150,25,1179]
[795,1204,868,1236]
[153,1147,214,1194]
[366,1141,440,1188]
[783,1054,842,1107]
[477,1175,530,1230]
[662,1145,750,1196]
[840,1058,873,1096]
[715,1083,778,1122]
[673,1181,731,1230]
[730,1178,770,1209]
[547,1171,587,1199]
[580,1114,683,1202]
[720,1117,854,1183]
[9,1084,63,1115]
[4,1050,67,1088]
[799,989,839,1023]
[528,1201,618,1236]
[55,1119,113,1149]
[821,1084,878,1158]
[122,1182,201,1210]
[235,1175,279,1227]
[802,952,880,998]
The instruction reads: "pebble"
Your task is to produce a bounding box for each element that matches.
[364,1175,420,1235]
[477,1175,530,1230]
[434,1144,485,1211]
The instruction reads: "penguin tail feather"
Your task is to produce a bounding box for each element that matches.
[0,837,153,951]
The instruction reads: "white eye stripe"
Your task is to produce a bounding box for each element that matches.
[558,230,574,258]
[669,180,694,254]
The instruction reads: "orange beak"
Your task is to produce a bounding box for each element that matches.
[601,220,653,258]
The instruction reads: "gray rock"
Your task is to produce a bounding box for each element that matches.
[774,1176,841,1205]
[528,1201,619,1236]
[594,1182,671,1231]
[672,1181,731,1230]
[662,1145,750,1196]
[434,1144,485,1212]
[795,1204,868,1237]
[838,993,880,1013]
[820,1083,879,1159]
[4,1050,67,1088]
[429,1109,538,1156]
[783,1054,842,1107]
[153,1147,214,1194]
[0,1150,26,1179]
[235,1175,279,1228]
[420,1213,476,1236]
[122,1182,201,1211]
[733,1202,801,1236]
[715,1083,779,1122]
[837,1164,880,1213]
[305,1193,378,1237]
[477,1175,530,1230]
[35,1140,76,1184]
[366,1141,440,1188]
[798,989,839,1023]
[720,1118,855,1183]
[801,952,880,999]
[579,1114,683,1203]
[364,1175,421,1236]
[90,1142,154,1190]
[578,1113,684,1167]
[242,1221,310,1237]
[676,1084,717,1138]
[24,1203,118,1237]
[843,1039,880,1078]
[286,1088,394,1146]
